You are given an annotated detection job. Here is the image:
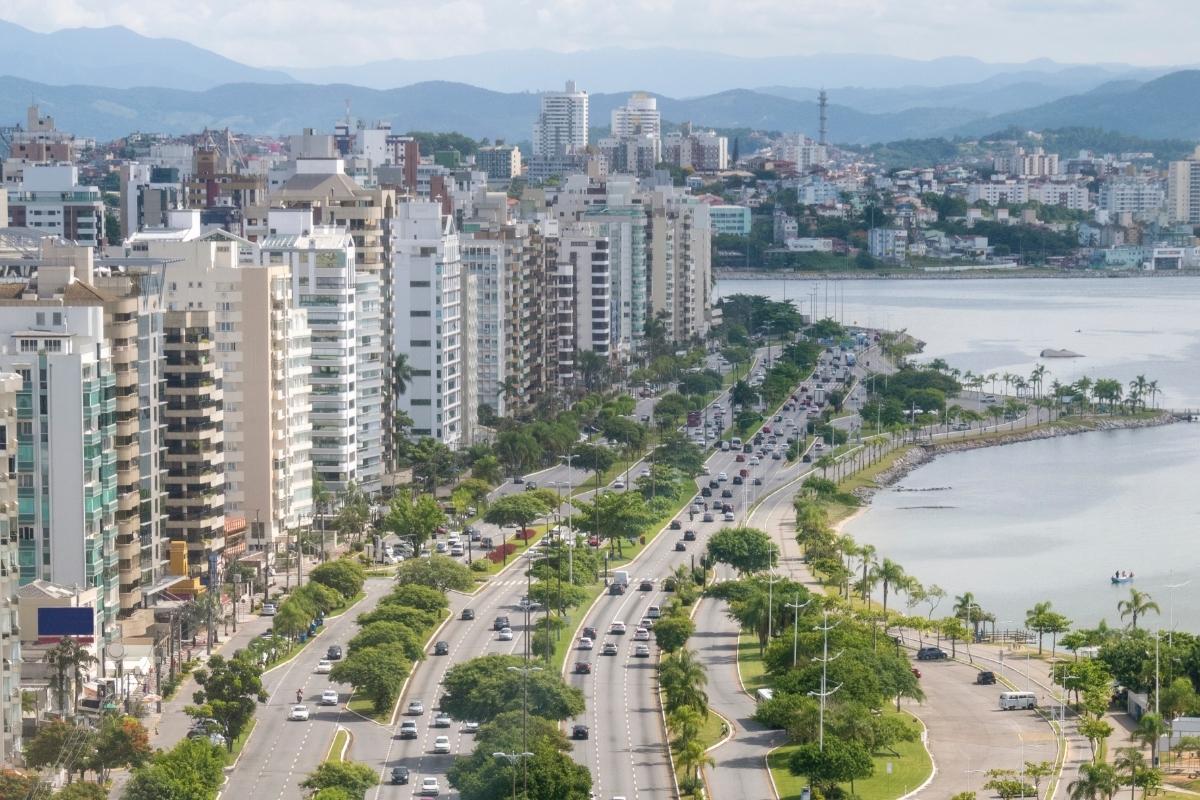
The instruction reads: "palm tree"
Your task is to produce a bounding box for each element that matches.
[1133,712,1167,768]
[1074,377,1094,414]
[1147,380,1160,409]
[1030,363,1047,398]
[1129,375,1149,412]
[678,738,716,796]
[45,638,97,716]
[954,592,984,640]
[392,353,413,397]
[858,544,878,606]
[1113,747,1146,800]
[1069,761,1120,800]
[1118,589,1160,630]
[1026,601,1052,655]
[872,558,908,619]
[658,649,709,716]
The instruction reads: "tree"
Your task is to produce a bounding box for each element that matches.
[1133,712,1168,768]
[572,443,616,492]
[1118,589,1160,630]
[705,527,779,576]
[471,454,503,485]
[0,770,39,799]
[348,621,425,663]
[89,714,151,781]
[1113,747,1147,800]
[301,761,378,800]
[272,599,312,641]
[440,654,584,724]
[677,738,716,792]
[382,492,447,553]
[448,737,591,800]
[308,559,366,600]
[788,736,874,794]
[570,490,651,558]
[484,493,551,530]
[1069,761,1120,800]
[45,637,97,716]
[25,719,92,776]
[54,783,108,800]
[652,613,696,654]
[871,558,909,619]
[494,429,542,476]
[329,644,411,714]
[1079,716,1115,763]
[657,649,709,716]
[123,738,226,800]
[188,655,267,753]
[394,554,474,592]
[383,584,449,614]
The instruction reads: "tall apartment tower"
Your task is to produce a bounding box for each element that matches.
[611,93,662,139]
[163,310,226,582]
[1167,147,1200,224]
[391,201,473,447]
[554,224,612,388]
[533,81,589,157]
[0,373,22,763]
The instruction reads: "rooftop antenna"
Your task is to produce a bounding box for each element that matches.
[818,89,828,146]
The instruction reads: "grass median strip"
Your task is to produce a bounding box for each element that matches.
[325,727,350,763]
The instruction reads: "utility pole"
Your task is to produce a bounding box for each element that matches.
[808,610,843,751]
[786,595,813,668]
[507,665,543,795]
[765,572,784,642]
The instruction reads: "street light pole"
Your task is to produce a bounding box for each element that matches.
[765,572,784,642]
[809,610,843,752]
[492,752,534,800]
[786,595,813,668]
[507,665,543,796]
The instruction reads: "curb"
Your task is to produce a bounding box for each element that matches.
[327,725,352,762]
[261,589,370,677]
[895,707,937,800]
[389,607,454,727]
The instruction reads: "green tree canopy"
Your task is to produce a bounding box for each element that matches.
[329,644,411,714]
[382,492,447,553]
[706,527,780,575]
[394,554,474,592]
[440,654,584,724]
[300,761,378,800]
[308,559,366,600]
[187,655,267,753]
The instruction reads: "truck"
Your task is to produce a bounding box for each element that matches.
[814,388,826,405]
[845,353,857,367]
[611,570,630,587]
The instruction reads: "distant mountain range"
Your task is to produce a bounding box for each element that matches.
[4,70,1200,146]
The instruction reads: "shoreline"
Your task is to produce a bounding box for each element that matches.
[846,412,1183,508]
[715,269,1200,282]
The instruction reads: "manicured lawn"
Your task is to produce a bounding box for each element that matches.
[347,696,384,720]
[672,709,729,796]
[769,710,931,800]
[225,718,256,765]
[837,445,914,495]
[738,629,768,693]
[326,728,350,762]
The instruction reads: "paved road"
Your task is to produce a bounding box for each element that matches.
[223,577,394,800]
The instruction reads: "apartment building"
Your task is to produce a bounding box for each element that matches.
[129,218,314,554]
[868,227,909,261]
[647,189,712,342]
[0,373,21,763]
[391,201,473,447]
[118,163,184,240]
[6,164,105,246]
[554,225,612,387]
[1167,147,1200,224]
[261,209,369,494]
[163,310,225,581]
[709,205,751,236]
[533,81,589,157]
[184,144,265,232]
[475,145,523,183]
[663,124,729,173]
[1098,179,1165,216]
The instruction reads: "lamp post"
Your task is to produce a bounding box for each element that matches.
[808,609,843,752]
[507,665,543,796]
[764,572,784,642]
[1058,674,1078,725]
[786,595,813,668]
[232,573,241,633]
[492,751,534,800]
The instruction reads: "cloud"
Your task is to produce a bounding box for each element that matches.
[0,0,1193,67]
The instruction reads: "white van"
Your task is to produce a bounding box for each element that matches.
[731,437,743,448]
[999,691,1037,710]
[720,440,731,451]
[755,688,774,704]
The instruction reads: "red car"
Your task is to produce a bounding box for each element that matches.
[574,661,592,675]
[735,454,746,462]
[587,536,601,547]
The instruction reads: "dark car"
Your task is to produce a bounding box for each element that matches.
[326,645,343,661]
[708,479,720,489]
[753,477,763,485]
[683,530,697,541]
[461,608,475,621]
[572,724,590,740]
[391,766,410,785]
[802,454,812,463]
[976,670,997,685]
[574,661,592,675]
[639,580,654,591]
[702,512,715,522]
[700,487,712,497]
[608,582,625,595]
[732,476,743,486]
[674,541,687,551]
[582,626,598,640]
[669,520,682,530]
[722,502,734,513]
[494,615,510,631]
[513,475,525,484]
[721,489,734,498]
[434,641,450,656]
[916,647,948,661]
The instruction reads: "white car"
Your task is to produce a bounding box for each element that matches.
[578,636,594,650]
[320,689,339,706]
[612,479,626,490]
[639,468,650,478]
[288,704,310,721]
[260,603,277,616]
[462,721,480,733]
[633,627,651,641]
[432,735,451,754]
[498,627,514,641]
[610,621,627,635]
[314,660,333,674]
[716,472,728,482]
[749,457,760,465]
[420,776,440,796]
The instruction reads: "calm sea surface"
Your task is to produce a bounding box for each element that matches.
[716,276,1200,630]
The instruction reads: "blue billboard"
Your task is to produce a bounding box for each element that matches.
[38,607,95,637]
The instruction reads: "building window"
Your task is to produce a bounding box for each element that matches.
[410,310,431,317]
[409,339,431,347]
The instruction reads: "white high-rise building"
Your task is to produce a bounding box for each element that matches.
[533,80,589,157]
[1167,147,1200,224]
[391,201,473,447]
[611,93,661,139]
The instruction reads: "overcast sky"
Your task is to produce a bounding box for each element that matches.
[2,0,1192,68]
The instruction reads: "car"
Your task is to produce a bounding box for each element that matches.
[572,724,590,740]
[498,627,514,641]
[462,720,480,733]
[634,644,651,658]
[261,603,277,616]
[753,477,763,485]
[702,512,715,522]
[976,671,997,685]
[721,489,734,498]
[735,454,746,463]
[610,621,627,634]
[433,712,452,728]
[314,660,333,674]
[399,721,418,739]
[513,475,525,484]
[419,776,440,796]
[639,579,654,591]
[461,608,475,621]
[683,529,697,541]
[640,616,655,629]
[716,472,728,482]
[647,605,662,619]
[608,582,625,595]
[320,689,339,706]
[601,642,619,656]
[494,616,511,631]
[674,541,687,551]
[802,453,812,463]
[724,512,736,522]
[434,541,447,553]
[612,479,626,490]
[407,700,425,715]
[916,647,948,661]
[582,626,598,640]
[450,545,464,556]
[289,704,310,721]
[749,457,760,465]
[578,637,594,650]
[391,766,410,785]
[669,520,682,530]
[633,627,650,641]
[700,487,712,497]
[432,735,450,754]
[574,661,592,674]
[721,502,735,513]
[775,414,784,422]
[326,645,343,660]
[772,452,783,460]
[434,641,450,656]
[732,475,743,485]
